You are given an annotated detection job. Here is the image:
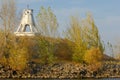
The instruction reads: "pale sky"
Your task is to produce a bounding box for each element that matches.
[16,0,120,47]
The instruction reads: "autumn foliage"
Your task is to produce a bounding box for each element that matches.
[65,14,104,63]
[84,47,103,65]
[0,0,105,71]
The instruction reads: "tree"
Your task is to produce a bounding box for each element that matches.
[82,13,104,53]
[37,6,59,38]
[0,0,17,58]
[36,37,56,64]
[0,0,29,71]
[107,42,114,57]
[65,16,87,63]
[65,13,104,63]
[0,0,17,33]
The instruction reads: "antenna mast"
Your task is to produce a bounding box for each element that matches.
[27,4,29,9]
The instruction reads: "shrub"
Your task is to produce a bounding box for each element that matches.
[72,42,87,63]
[84,47,103,65]
[55,39,73,61]
[18,37,38,61]
[0,33,29,71]
[0,56,7,65]
[9,47,28,71]
[9,37,29,71]
[0,31,16,66]
[37,37,56,64]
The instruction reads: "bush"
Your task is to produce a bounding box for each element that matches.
[72,43,87,63]
[55,39,73,61]
[18,37,38,61]
[9,37,29,71]
[37,37,56,64]
[0,33,30,71]
[9,47,28,71]
[84,47,103,65]
[0,56,7,65]
[0,31,16,66]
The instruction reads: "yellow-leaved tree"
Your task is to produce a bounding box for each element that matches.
[65,13,104,63]
[0,0,17,65]
[83,13,104,64]
[82,13,104,53]
[65,16,87,63]
[0,0,30,71]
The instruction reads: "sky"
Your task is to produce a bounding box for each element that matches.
[16,0,120,48]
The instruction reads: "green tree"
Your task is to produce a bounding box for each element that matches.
[65,16,87,63]
[36,37,56,64]
[82,13,104,53]
[65,13,104,63]
[37,6,59,38]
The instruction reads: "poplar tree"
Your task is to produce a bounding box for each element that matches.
[37,6,59,38]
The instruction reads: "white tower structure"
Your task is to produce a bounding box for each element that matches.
[14,8,39,36]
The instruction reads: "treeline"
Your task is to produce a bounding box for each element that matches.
[0,0,104,71]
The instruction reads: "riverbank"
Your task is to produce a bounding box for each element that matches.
[0,61,120,79]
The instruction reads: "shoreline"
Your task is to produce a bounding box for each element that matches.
[0,61,120,79]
